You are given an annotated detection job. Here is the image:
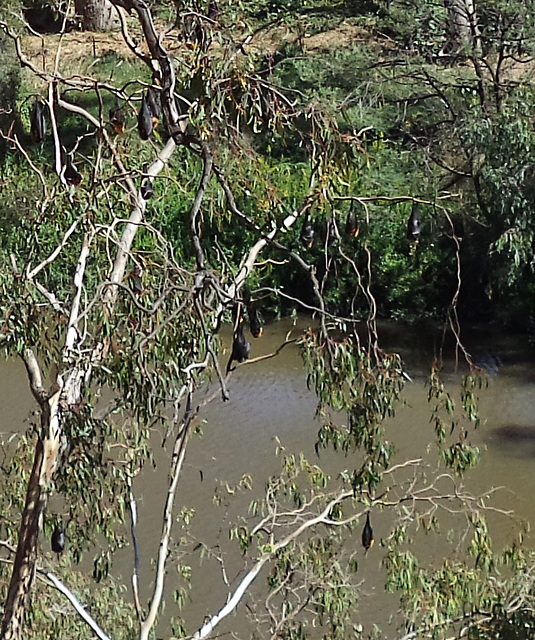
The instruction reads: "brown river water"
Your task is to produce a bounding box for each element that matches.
[1,318,535,638]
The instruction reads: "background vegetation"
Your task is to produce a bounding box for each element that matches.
[2,0,535,326]
[1,0,535,639]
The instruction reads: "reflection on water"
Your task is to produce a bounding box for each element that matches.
[2,319,535,638]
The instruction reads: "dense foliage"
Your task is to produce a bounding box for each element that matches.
[1,0,535,639]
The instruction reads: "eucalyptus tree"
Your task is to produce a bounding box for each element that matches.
[444,0,481,54]
[369,0,535,320]
[74,0,122,31]
[0,2,532,640]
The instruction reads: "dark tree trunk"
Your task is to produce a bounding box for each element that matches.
[0,355,64,640]
[75,0,121,32]
[0,441,46,640]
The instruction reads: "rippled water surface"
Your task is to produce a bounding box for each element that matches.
[2,319,535,637]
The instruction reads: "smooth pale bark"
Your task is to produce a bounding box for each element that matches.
[444,0,481,54]
[0,4,178,634]
[75,0,121,31]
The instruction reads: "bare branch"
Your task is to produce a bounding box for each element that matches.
[105,137,177,304]
[37,569,113,640]
[188,489,355,640]
[0,129,49,201]
[139,394,195,640]
[20,349,47,406]
[127,475,142,620]
[26,220,80,281]
[65,233,92,353]
[189,142,213,271]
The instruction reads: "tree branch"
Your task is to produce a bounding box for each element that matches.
[189,142,213,271]
[104,137,177,305]
[139,394,195,640]
[26,219,80,281]
[65,233,92,354]
[37,569,113,640]
[127,475,142,620]
[188,489,355,640]
[20,349,47,407]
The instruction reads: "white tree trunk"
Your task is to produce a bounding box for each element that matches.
[75,0,120,31]
[444,0,481,55]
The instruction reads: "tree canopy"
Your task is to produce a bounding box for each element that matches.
[1,1,535,639]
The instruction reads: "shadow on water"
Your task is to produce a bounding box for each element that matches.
[497,424,535,441]
[493,425,535,458]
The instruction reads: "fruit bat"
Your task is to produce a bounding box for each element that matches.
[137,92,153,140]
[31,100,47,143]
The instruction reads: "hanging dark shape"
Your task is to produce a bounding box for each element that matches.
[345,207,359,238]
[300,218,314,249]
[407,203,421,242]
[140,163,154,200]
[31,100,47,143]
[24,5,66,34]
[361,511,374,553]
[325,218,337,247]
[129,265,144,295]
[137,92,153,140]
[248,305,263,338]
[189,18,206,51]
[147,86,161,128]
[63,155,83,187]
[109,102,126,134]
[51,524,65,555]
[141,179,154,200]
[227,319,251,372]
[207,0,219,21]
